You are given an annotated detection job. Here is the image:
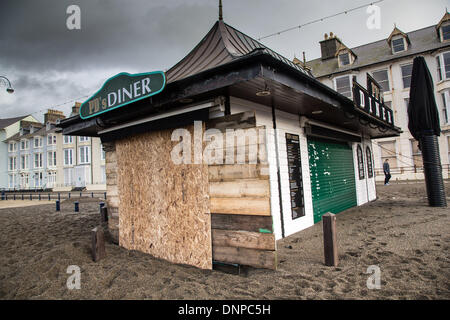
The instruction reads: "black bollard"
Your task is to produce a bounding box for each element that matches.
[48,193,50,201]
[69,192,71,199]
[38,194,41,201]
[104,192,106,200]
[1,191,5,200]
[91,192,94,198]
[74,201,79,212]
[99,202,105,211]
[30,194,32,200]
[58,193,60,201]
[13,194,16,200]
[22,194,24,200]
[56,200,60,211]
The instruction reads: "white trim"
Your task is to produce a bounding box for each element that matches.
[98,101,214,134]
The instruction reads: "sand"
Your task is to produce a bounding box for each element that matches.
[0,182,449,300]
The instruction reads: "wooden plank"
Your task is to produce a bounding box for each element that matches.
[208,164,269,182]
[213,246,277,270]
[210,179,269,198]
[206,111,256,131]
[210,197,271,216]
[211,213,273,232]
[212,229,275,250]
[323,213,339,267]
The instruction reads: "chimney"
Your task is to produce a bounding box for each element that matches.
[319,32,342,60]
[71,102,81,117]
[44,109,66,124]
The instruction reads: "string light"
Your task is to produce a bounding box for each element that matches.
[257,0,385,41]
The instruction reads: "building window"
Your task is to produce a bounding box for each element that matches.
[100,143,106,160]
[401,63,413,89]
[366,147,373,178]
[339,52,350,66]
[47,171,56,187]
[63,135,73,144]
[20,139,29,150]
[335,75,352,98]
[34,172,43,188]
[9,157,17,171]
[34,153,43,168]
[379,141,397,168]
[410,139,423,169]
[101,166,106,184]
[437,52,450,81]
[34,137,42,148]
[64,168,73,186]
[47,134,57,145]
[357,145,365,180]
[8,142,17,152]
[64,148,73,166]
[79,136,90,142]
[392,37,406,53]
[372,69,390,92]
[441,24,450,41]
[20,155,29,170]
[8,174,15,189]
[79,146,90,164]
[442,91,450,124]
[47,151,57,167]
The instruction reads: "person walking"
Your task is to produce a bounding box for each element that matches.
[383,159,391,185]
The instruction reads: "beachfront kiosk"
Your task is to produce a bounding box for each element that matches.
[58,17,401,270]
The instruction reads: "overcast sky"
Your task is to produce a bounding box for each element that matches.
[0,0,448,121]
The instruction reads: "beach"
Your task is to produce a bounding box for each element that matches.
[0,181,449,299]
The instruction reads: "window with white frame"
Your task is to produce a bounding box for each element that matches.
[391,37,406,53]
[100,143,105,160]
[34,172,43,187]
[63,135,73,144]
[436,51,450,81]
[20,155,29,170]
[401,63,413,89]
[34,153,43,168]
[47,134,57,145]
[79,146,90,164]
[8,174,15,189]
[442,91,450,124]
[64,168,72,186]
[79,136,90,142]
[34,137,42,148]
[334,75,352,98]
[338,52,350,67]
[372,69,390,92]
[441,24,450,42]
[20,139,29,150]
[8,142,17,152]
[47,151,57,167]
[64,148,73,166]
[8,157,17,171]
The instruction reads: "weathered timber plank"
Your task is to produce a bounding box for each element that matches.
[212,229,275,250]
[208,164,269,182]
[210,197,271,216]
[210,179,270,198]
[212,246,277,270]
[211,214,273,232]
[206,111,256,131]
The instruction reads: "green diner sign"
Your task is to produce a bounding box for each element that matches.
[79,71,166,119]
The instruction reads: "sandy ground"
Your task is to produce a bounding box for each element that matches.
[0,182,449,300]
[0,200,55,209]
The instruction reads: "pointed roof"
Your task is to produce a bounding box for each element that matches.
[166,20,309,83]
[437,10,450,30]
[0,116,28,130]
[387,26,410,45]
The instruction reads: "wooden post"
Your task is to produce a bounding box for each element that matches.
[91,227,106,262]
[322,213,338,267]
[56,200,60,211]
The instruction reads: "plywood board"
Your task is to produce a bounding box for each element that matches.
[116,125,212,270]
[208,164,269,182]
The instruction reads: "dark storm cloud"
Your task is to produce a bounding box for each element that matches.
[0,0,216,72]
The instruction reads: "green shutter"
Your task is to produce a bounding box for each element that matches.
[308,137,357,223]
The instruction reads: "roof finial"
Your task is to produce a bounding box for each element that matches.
[219,0,223,21]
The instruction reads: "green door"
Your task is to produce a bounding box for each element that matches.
[308,137,357,223]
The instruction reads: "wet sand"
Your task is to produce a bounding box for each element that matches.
[0,182,449,299]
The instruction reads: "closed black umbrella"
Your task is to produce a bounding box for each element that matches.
[408,56,446,207]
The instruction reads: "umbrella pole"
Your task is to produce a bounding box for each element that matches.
[420,134,447,207]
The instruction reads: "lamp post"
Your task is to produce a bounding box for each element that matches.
[0,76,14,93]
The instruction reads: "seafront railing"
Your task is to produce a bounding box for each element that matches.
[0,191,107,201]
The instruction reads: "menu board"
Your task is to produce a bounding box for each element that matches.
[285,133,305,219]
